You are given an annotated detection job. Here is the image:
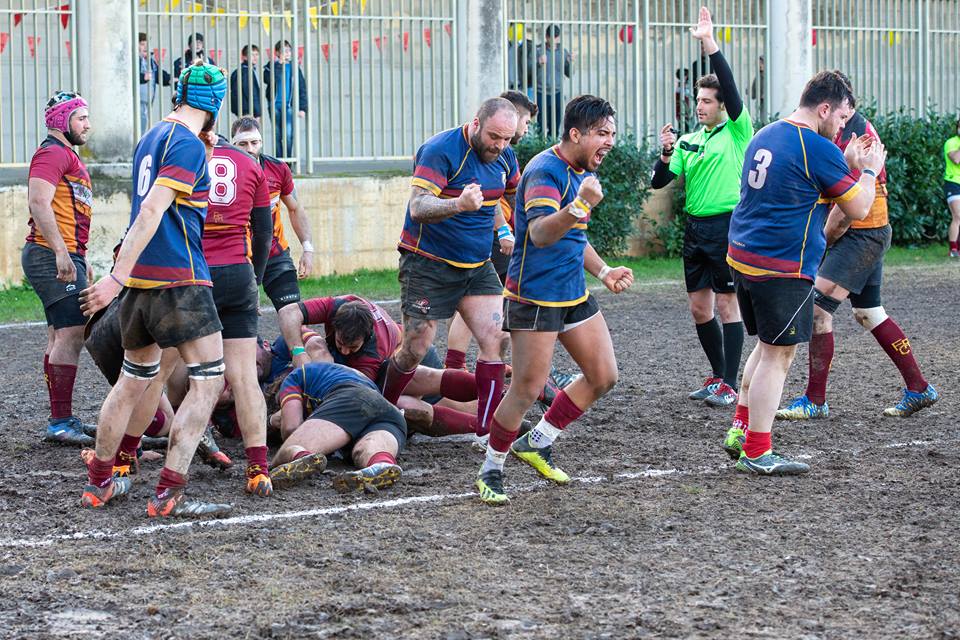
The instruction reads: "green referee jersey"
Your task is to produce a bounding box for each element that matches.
[669,108,753,217]
[944,136,960,184]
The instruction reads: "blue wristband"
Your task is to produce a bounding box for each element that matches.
[497,224,512,240]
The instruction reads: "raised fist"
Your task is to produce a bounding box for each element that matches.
[578,176,603,208]
[456,183,484,212]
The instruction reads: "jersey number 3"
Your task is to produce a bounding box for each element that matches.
[747,149,773,189]
[209,157,237,205]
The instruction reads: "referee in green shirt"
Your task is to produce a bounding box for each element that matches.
[651,7,753,407]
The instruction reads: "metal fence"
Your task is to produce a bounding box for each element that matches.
[0,1,77,167]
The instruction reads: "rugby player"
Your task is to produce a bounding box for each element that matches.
[776,108,938,421]
[23,91,95,445]
[383,97,521,436]
[721,70,886,475]
[230,117,315,309]
[202,135,274,496]
[476,95,634,505]
[78,60,233,516]
[651,7,751,407]
[943,118,960,258]
[269,362,406,493]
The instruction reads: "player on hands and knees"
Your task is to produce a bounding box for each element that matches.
[776,105,937,422]
[78,60,233,516]
[476,95,634,505]
[722,70,886,475]
[651,7,752,408]
[23,92,95,445]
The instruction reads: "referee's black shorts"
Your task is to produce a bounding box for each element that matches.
[682,212,735,294]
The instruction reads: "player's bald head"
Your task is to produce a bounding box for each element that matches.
[476,97,518,128]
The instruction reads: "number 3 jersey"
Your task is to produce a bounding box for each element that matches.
[727,119,860,282]
[128,118,212,289]
[203,141,271,266]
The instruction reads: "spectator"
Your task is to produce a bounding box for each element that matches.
[750,55,766,117]
[263,39,307,158]
[138,33,161,132]
[172,32,215,95]
[536,24,573,139]
[230,44,262,119]
[506,25,536,101]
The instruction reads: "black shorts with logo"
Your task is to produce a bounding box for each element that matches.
[84,298,124,385]
[734,272,814,346]
[398,250,503,320]
[262,249,301,310]
[818,225,891,304]
[682,213,735,294]
[503,294,601,333]
[118,285,222,351]
[308,383,407,452]
[211,263,260,340]
[21,242,88,329]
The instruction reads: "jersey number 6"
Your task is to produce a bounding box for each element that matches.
[747,148,773,189]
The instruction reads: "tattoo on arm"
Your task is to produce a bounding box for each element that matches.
[409,187,460,223]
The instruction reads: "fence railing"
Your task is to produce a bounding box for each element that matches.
[0,2,77,168]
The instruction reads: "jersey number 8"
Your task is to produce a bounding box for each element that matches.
[209,157,237,206]
[747,148,773,189]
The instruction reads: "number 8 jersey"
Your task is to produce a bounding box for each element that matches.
[727,119,860,282]
[127,117,212,289]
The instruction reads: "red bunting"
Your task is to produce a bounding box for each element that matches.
[13,14,23,27]
[320,43,329,60]
[619,25,634,44]
[374,36,382,50]
[27,36,39,58]
[351,39,359,60]
[443,22,452,37]
[64,39,71,56]
[59,4,70,30]
[423,28,431,47]
[297,45,303,63]
[812,28,817,46]
[0,33,7,55]
[402,31,409,51]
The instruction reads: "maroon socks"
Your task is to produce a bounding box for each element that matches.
[475,360,506,436]
[47,362,77,420]
[871,318,928,393]
[444,349,466,370]
[805,332,834,405]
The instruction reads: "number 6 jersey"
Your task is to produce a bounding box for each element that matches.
[727,119,860,282]
[127,117,212,289]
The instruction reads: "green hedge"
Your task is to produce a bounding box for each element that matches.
[657,109,956,256]
[513,133,656,256]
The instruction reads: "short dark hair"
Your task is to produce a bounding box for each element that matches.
[562,95,616,141]
[477,96,518,126]
[231,116,261,137]
[187,32,204,46]
[241,44,259,58]
[138,32,147,44]
[332,302,374,346]
[799,70,856,110]
[500,90,538,118]
[546,24,561,38]
[695,74,724,103]
[274,39,292,54]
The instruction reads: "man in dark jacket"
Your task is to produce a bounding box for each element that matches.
[230,44,262,118]
[263,39,308,158]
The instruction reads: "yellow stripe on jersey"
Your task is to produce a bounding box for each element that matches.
[411,177,442,195]
[526,197,560,211]
[502,288,590,307]
[155,177,193,193]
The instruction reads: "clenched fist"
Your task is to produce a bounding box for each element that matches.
[456,183,484,212]
[577,176,604,208]
[659,123,678,152]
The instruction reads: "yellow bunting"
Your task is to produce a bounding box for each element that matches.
[262,15,270,34]
[360,0,367,12]
[239,10,249,29]
[723,26,731,42]
[507,22,524,42]
[186,2,202,20]
[308,6,319,30]
[284,9,293,28]
[210,7,225,26]
[888,30,901,45]
[331,1,339,16]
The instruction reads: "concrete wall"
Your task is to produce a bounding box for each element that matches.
[0,173,673,288]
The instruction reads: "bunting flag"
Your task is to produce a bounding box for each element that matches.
[374,35,382,50]
[284,9,293,28]
[812,28,817,46]
[723,26,731,42]
[209,7,225,26]
[64,39,71,56]
[443,22,452,37]
[351,39,359,60]
[187,3,203,20]
[261,15,270,34]
[618,25,634,44]
[239,10,249,29]
[331,1,339,16]
[888,30,901,45]
[423,27,431,47]
[402,31,409,51]
[27,35,38,58]
[308,5,319,30]
[360,0,368,12]
[59,4,70,30]
[0,33,8,55]
[297,45,304,63]
[320,43,329,60]
[163,0,181,12]
[13,13,23,27]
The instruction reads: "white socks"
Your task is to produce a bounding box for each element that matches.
[528,419,562,448]
[480,446,508,474]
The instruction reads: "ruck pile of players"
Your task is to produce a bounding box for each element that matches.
[22,8,938,518]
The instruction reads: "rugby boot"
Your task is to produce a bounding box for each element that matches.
[45,416,95,446]
[549,365,578,390]
[950,250,960,259]
[332,462,402,494]
[80,476,132,508]
[476,468,509,505]
[722,427,746,461]
[883,384,939,417]
[270,452,327,490]
[510,432,570,485]
[195,425,233,470]
[735,450,810,476]
[536,377,560,411]
[775,395,829,420]
[688,377,721,401]
[704,382,738,407]
[245,466,273,498]
[147,488,232,518]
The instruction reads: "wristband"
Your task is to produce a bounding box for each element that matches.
[291,346,307,357]
[862,169,877,178]
[661,146,674,156]
[496,224,512,240]
[598,265,612,281]
[569,197,591,219]
[301,240,315,253]
[109,273,125,287]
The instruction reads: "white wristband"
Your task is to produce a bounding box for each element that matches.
[301,241,315,253]
[598,265,612,281]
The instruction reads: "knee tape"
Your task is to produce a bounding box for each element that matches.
[852,306,888,331]
[121,358,161,380]
[813,289,842,315]
[186,358,226,380]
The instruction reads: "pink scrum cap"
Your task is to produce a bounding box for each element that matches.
[44,91,88,132]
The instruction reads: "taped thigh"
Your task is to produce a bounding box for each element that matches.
[122,358,161,380]
[186,358,226,380]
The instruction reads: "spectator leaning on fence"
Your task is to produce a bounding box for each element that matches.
[137,33,166,132]
[536,24,573,139]
[172,32,215,97]
[230,44,262,119]
[943,118,960,258]
[263,39,308,159]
